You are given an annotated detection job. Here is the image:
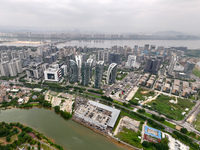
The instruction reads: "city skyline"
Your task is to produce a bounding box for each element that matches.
[0,0,200,34]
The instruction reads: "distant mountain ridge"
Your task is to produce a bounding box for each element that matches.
[153,31,187,36]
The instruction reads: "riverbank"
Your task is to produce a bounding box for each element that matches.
[0,108,125,150]
[72,118,141,150]
[0,121,63,150]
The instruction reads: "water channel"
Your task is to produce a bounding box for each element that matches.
[0,108,128,150]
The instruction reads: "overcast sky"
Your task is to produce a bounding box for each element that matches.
[0,0,200,34]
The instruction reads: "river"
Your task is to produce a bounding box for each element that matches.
[56,40,200,49]
[0,108,127,150]
[1,40,200,49]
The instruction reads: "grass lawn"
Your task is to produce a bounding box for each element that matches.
[193,112,200,131]
[147,94,195,120]
[189,95,196,100]
[84,93,101,98]
[116,127,143,148]
[130,87,155,103]
[192,67,200,78]
[120,110,143,122]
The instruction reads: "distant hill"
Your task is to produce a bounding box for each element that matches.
[153,31,187,36]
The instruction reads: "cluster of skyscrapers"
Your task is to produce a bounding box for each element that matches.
[0,49,27,77]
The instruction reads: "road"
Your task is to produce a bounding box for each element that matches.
[86,94,200,145]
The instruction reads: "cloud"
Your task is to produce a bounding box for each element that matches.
[0,0,199,33]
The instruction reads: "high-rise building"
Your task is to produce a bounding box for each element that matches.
[45,56,53,64]
[75,55,82,75]
[61,65,67,76]
[144,44,149,51]
[103,51,110,63]
[26,63,44,79]
[98,50,104,61]
[18,51,24,60]
[144,58,161,74]
[107,63,117,84]
[136,54,144,63]
[8,61,17,77]
[11,51,18,59]
[82,53,87,62]
[87,59,93,78]
[95,61,104,88]
[109,53,121,64]
[125,55,140,68]
[168,56,177,75]
[150,45,156,51]
[81,62,90,86]
[15,59,23,74]
[0,61,9,76]
[134,45,138,51]
[69,60,79,83]
[183,61,195,78]
[89,54,96,66]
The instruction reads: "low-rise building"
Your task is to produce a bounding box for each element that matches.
[172,85,179,95]
[155,82,162,91]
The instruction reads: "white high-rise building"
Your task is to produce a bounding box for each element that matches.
[11,51,17,59]
[107,63,117,84]
[8,61,17,76]
[89,54,96,66]
[75,55,83,75]
[125,55,140,68]
[18,51,24,60]
[87,59,93,78]
[0,61,9,76]
[15,59,23,74]
[61,65,67,76]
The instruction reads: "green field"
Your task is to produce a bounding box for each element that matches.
[116,127,143,148]
[130,88,155,104]
[192,67,200,78]
[147,94,195,120]
[193,112,200,131]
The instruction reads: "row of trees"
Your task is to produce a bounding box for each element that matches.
[152,114,165,122]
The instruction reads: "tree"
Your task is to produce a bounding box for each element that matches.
[54,106,60,113]
[37,142,41,150]
[180,128,188,134]
[160,117,165,122]
[138,109,145,113]
[160,137,169,144]
[6,135,11,142]
[142,141,150,148]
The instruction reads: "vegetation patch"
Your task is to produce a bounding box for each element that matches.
[146,94,195,120]
[116,127,142,148]
[192,67,200,78]
[130,88,155,105]
[193,112,200,131]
